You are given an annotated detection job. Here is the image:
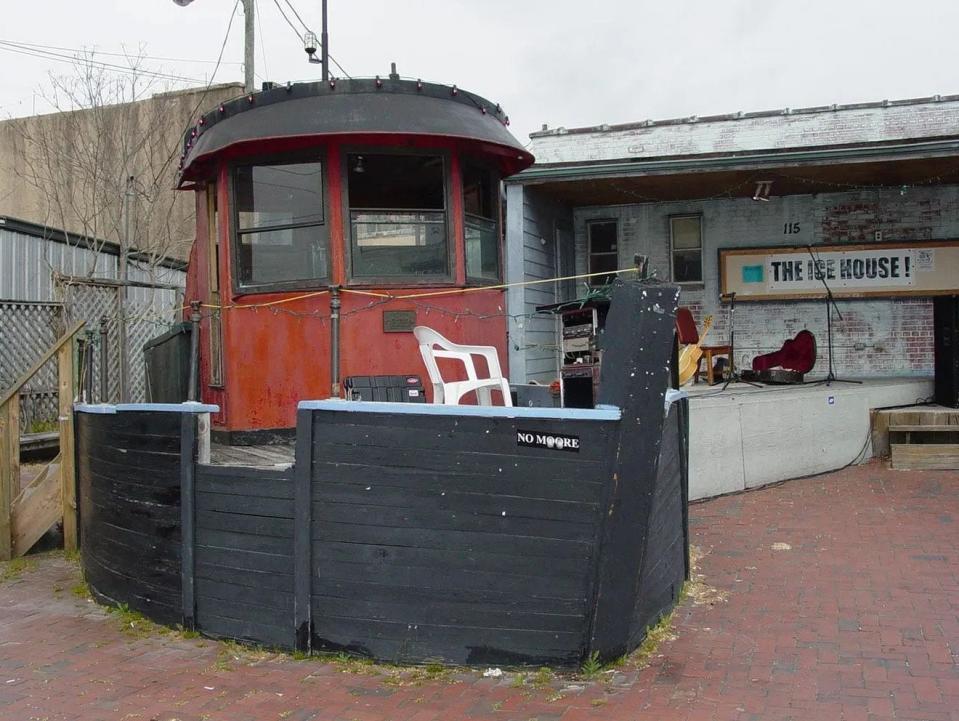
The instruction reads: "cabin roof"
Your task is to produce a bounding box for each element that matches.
[178,78,533,185]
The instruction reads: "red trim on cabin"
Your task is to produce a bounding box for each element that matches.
[449,153,467,286]
[326,142,346,285]
[186,132,520,433]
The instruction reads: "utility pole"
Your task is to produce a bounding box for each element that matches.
[321,0,329,83]
[118,175,135,403]
[242,0,255,93]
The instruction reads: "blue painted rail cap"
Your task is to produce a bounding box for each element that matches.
[74,403,118,414]
[76,402,220,414]
[116,402,220,413]
[299,398,622,421]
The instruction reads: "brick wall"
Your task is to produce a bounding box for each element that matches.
[573,185,959,378]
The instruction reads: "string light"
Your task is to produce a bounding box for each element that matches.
[114,267,646,338]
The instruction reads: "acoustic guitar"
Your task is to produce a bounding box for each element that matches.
[677,315,713,386]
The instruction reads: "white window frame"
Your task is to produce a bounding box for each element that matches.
[669,214,704,285]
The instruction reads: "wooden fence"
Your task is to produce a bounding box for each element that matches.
[0,322,84,560]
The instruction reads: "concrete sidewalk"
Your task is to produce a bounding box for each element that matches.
[0,461,956,721]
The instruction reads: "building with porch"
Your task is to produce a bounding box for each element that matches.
[504,95,959,496]
[505,95,959,384]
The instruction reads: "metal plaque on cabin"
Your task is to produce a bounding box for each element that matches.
[382,310,417,333]
[516,430,581,453]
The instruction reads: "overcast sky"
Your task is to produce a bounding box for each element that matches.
[2,0,958,146]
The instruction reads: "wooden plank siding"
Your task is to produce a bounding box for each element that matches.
[628,400,689,649]
[193,464,295,649]
[506,185,574,384]
[76,411,184,625]
[73,280,689,667]
[309,411,618,665]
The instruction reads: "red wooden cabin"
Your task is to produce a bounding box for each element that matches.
[177,76,533,441]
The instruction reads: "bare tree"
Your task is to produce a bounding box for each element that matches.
[3,52,233,402]
[9,51,196,279]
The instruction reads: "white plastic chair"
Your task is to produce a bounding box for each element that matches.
[413,326,512,406]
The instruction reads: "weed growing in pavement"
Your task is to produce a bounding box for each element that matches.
[177,626,201,640]
[323,651,379,675]
[0,556,36,583]
[579,651,602,679]
[381,661,461,687]
[213,646,236,673]
[106,601,164,639]
[213,640,266,672]
[684,545,728,607]
[529,666,555,688]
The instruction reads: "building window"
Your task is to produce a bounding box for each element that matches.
[348,153,449,280]
[463,162,500,282]
[670,215,703,284]
[587,220,618,285]
[233,161,328,289]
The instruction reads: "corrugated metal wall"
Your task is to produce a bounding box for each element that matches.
[1,225,187,404]
[0,225,184,305]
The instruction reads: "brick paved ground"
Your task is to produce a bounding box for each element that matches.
[1,461,956,721]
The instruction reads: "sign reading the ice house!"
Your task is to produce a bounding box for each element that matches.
[719,240,959,301]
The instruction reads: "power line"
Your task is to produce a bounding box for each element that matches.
[328,54,351,79]
[282,0,311,34]
[0,41,205,85]
[270,0,303,40]
[255,0,269,80]
[153,0,243,187]
[268,0,351,78]
[0,38,244,66]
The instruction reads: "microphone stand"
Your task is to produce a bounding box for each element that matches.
[721,291,762,389]
[805,245,860,386]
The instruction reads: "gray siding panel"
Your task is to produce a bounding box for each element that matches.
[0,226,185,303]
[505,185,573,384]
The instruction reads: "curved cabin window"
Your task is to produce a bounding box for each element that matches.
[233,162,328,289]
[348,153,449,280]
[463,163,500,282]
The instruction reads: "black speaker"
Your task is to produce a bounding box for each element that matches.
[933,296,959,408]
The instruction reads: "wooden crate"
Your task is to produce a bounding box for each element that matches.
[882,409,959,470]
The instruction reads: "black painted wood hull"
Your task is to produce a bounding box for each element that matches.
[75,280,689,665]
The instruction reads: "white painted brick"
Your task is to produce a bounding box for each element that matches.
[573,185,958,378]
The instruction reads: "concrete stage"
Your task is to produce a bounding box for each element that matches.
[686,376,934,500]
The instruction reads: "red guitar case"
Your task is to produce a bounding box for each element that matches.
[748,330,817,383]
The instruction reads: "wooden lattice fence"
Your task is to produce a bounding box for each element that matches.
[57,278,182,403]
[0,301,65,433]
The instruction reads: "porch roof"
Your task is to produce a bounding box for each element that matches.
[512,95,959,204]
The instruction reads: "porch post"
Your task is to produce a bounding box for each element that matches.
[58,341,78,552]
